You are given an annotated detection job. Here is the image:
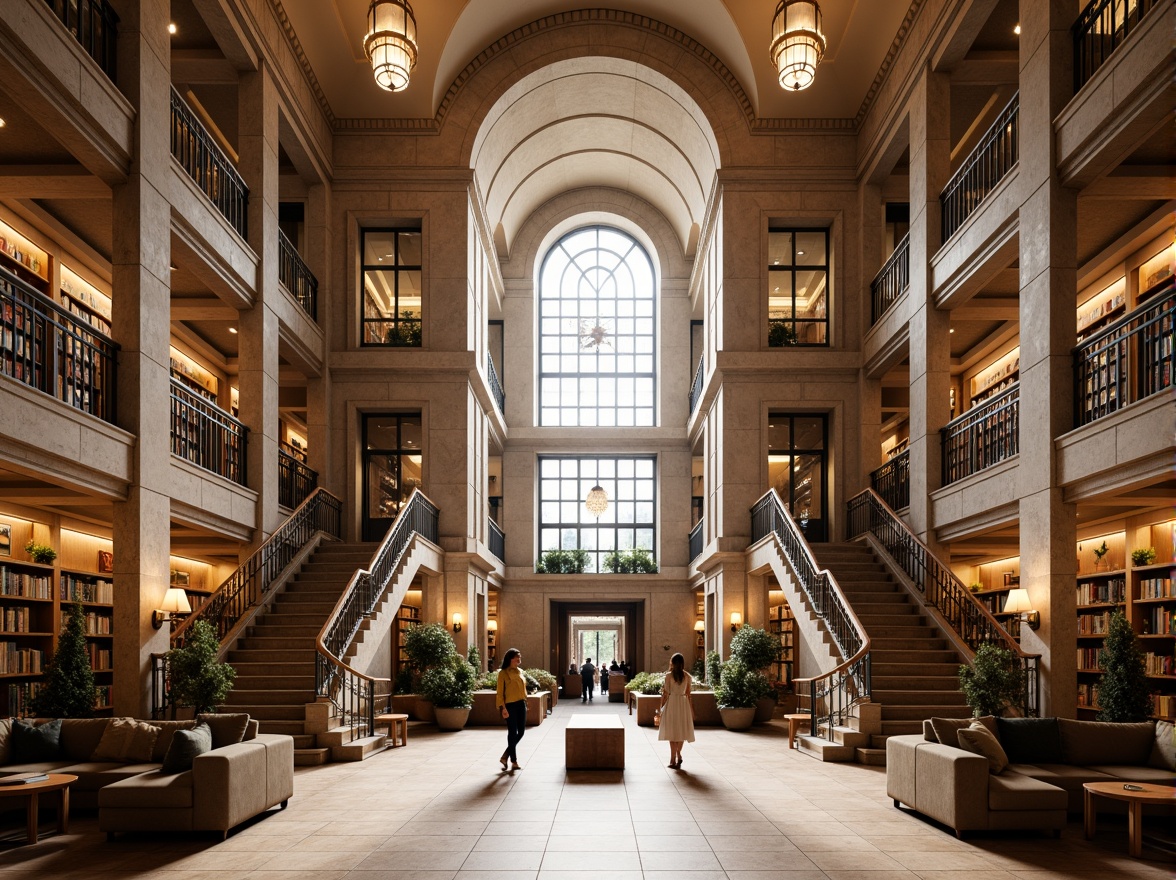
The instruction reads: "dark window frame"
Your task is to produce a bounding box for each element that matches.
[767,227,830,347]
[361,226,422,347]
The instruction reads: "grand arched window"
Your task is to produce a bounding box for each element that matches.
[538,227,656,426]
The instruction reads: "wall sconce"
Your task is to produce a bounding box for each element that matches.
[694,620,705,632]
[730,611,742,632]
[487,619,497,633]
[1002,588,1040,630]
[152,588,192,629]
[451,612,463,633]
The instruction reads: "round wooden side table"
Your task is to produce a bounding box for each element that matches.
[0,773,78,845]
[1083,780,1176,858]
[783,712,811,748]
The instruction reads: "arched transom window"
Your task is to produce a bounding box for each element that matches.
[538,227,656,426]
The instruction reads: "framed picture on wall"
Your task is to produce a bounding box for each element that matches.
[97,550,114,573]
[0,524,10,557]
[170,569,190,588]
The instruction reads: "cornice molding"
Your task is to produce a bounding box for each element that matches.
[855,0,926,128]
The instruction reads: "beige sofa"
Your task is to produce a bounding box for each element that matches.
[886,717,1175,837]
[0,717,293,838]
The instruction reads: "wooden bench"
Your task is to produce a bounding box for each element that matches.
[374,713,409,747]
[565,715,624,770]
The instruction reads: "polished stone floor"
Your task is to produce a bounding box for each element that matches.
[1,699,1172,879]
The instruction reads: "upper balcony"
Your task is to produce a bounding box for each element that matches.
[170,87,249,241]
[940,94,1019,246]
[870,234,909,327]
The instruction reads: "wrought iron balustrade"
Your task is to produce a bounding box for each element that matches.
[0,265,117,422]
[689,355,704,415]
[278,449,318,509]
[941,94,1018,243]
[1073,0,1160,90]
[43,0,118,83]
[869,449,909,511]
[941,384,1019,485]
[278,229,317,320]
[488,517,505,562]
[487,352,505,414]
[848,489,1038,717]
[871,234,909,324]
[170,87,249,239]
[751,491,870,742]
[316,491,439,742]
[170,379,247,484]
[688,519,703,561]
[1074,283,1173,426]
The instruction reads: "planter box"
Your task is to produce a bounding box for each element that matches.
[526,691,550,725]
[755,696,777,723]
[414,698,435,723]
[468,690,550,726]
[691,690,721,726]
[564,674,583,699]
[391,694,422,719]
[634,693,661,726]
[608,688,625,703]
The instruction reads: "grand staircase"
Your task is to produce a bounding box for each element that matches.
[224,542,375,764]
[809,542,970,758]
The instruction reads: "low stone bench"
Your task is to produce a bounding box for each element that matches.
[565,715,624,770]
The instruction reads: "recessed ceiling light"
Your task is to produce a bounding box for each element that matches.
[0,117,6,129]
[168,23,177,35]
[228,327,238,334]
[949,328,955,334]
[1013,24,1021,35]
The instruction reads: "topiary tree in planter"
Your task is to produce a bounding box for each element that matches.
[729,624,782,672]
[32,601,97,718]
[167,619,236,714]
[958,643,1025,718]
[420,654,477,730]
[404,622,456,671]
[1097,609,1152,722]
[714,660,771,730]
[466,642,482,673]
[705,650,722,687]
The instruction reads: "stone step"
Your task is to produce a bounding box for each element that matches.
[332,735,387,763]
[872,676,961,689]
[796,733,858,762]
[237,704,313,721]
[252,611,330,624]
[234,675,315,690]
[231,661,316,676]
[855,746,887,766]
[860,625,937,638]
[872,662,960,676]
[270,595,339,609]
[237,636,316,651]
[294,748,331,766]
[248,624,323,638]
[847,599,917,611]
[880,719,929,736]
[291,734,317,749]
[225,689,316,706]
[881,704,970,720]
[872,689,967,706]
[869,637,949,651]
[255,719,309,736]
[228,648,317,663]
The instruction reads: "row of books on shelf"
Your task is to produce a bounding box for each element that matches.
[61,575,113,604]
[1144,652,1175,676]
[88,645,111,669]
[0,643,43,674]
[1139,576,1174,600]
[1,606,36,633]
[1146,607,1176,635]
[1076,647,1101,670]
[82,612,112,635]
[1077,611,1114,635]
[1079,685,1176,718]
[0,569,52,599]
[1077,578,1125,606]
[5,682,41,717]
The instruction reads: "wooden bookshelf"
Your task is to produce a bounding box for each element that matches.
[769,601,794,687]
[969,348,1019,407]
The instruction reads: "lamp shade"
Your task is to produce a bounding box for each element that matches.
[769,0,826,92]
[729,612,742,628]
[694,620,706,632]
[364,0,418,92]
[160,587,192,615]
[1002,588,1033,614]
[585,484,608,517]
[487,619,498,632]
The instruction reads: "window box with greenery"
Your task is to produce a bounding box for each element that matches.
[603,548,657,573]
[535,548,589,573]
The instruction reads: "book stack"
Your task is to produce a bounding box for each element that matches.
[0,772,48,785]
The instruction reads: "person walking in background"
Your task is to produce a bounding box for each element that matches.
[495,648,527,771]
[580,658,596,702]
[658,652,695,769]
[600,662,610,696]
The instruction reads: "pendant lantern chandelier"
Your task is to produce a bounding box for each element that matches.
[769,0,826,92]
[585,485,609,518]
[364,0,418,93]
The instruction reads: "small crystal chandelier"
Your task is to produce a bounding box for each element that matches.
[585,485,608,518]
[364,0,418,93]
[769,0,826,92]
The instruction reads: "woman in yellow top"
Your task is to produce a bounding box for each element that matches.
[495,648,527,771]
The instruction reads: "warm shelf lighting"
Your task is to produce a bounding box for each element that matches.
[730,611,742,632]
[1003,588,1040,630]
[585,485,608,518]
[769,0,826,92]
[364,0,418,93]
[152,588,192,629]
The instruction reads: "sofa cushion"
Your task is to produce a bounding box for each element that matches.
[196,713,250,749]
[1085,764,1176,785]
[996,717,1063,764]
[0,761,75,776]
[1010,763,1117,812]
[12,719,60,761]
[150,720,198,762]
[57,761,163,792]
[988,772,1068,812]
[0,718,11,764]
[1150,719,1175,771]
[927,715,996,744]
[1058,718,1154,766]
[957,721,1008,774]
[58,718,114,761]
[161,723,211,775]
[99,769,194,810]
[91,718,161,763]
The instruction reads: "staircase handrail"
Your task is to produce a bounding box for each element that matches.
[847,487,1039,716]
[315,489,439,740]
[751,491,871,740]
[170,487,342,648]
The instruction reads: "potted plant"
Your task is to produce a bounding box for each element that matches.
[385,312,422,346]
[768,321,798,347]
[24,540,57,565]
[32,601,97,717]
[967,583,983,593]
[1093,540,1109,571]
[525,667,558,711]
[1131,547,1157,567]
[958,643,1025,718]
[1096,610,1152,722]
[714,660,771,730]
[602,548,658,573]
[166,619,236,714]
[404,622,460,723]
[729,624,783,721]
[420,654,477,731]
[624,672,665,725]
[705,650,721,688]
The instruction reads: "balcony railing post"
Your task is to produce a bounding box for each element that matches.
[870,234,910,325]
[941,95,1019,242]
[170,88,249,239]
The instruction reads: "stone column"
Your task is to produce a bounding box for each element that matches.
[237,65,281,536]
[305,183,331,486]
[110,0,174,716]
[1017,1,1078,718]
[906,67,952,544]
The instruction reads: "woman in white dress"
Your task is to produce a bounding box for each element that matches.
[657,652,695,768]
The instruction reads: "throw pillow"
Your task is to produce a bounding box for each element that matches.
[196,713,250,749]
[1058,718,1155,765]
[929,715,996,745]
[1149,719,1176,771]
[957,720,1009,774]
[91,718,161,763]
[995,717,1063,764]
[11,719,62,762]
[161,722,212,775]
[151,721,198,763]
